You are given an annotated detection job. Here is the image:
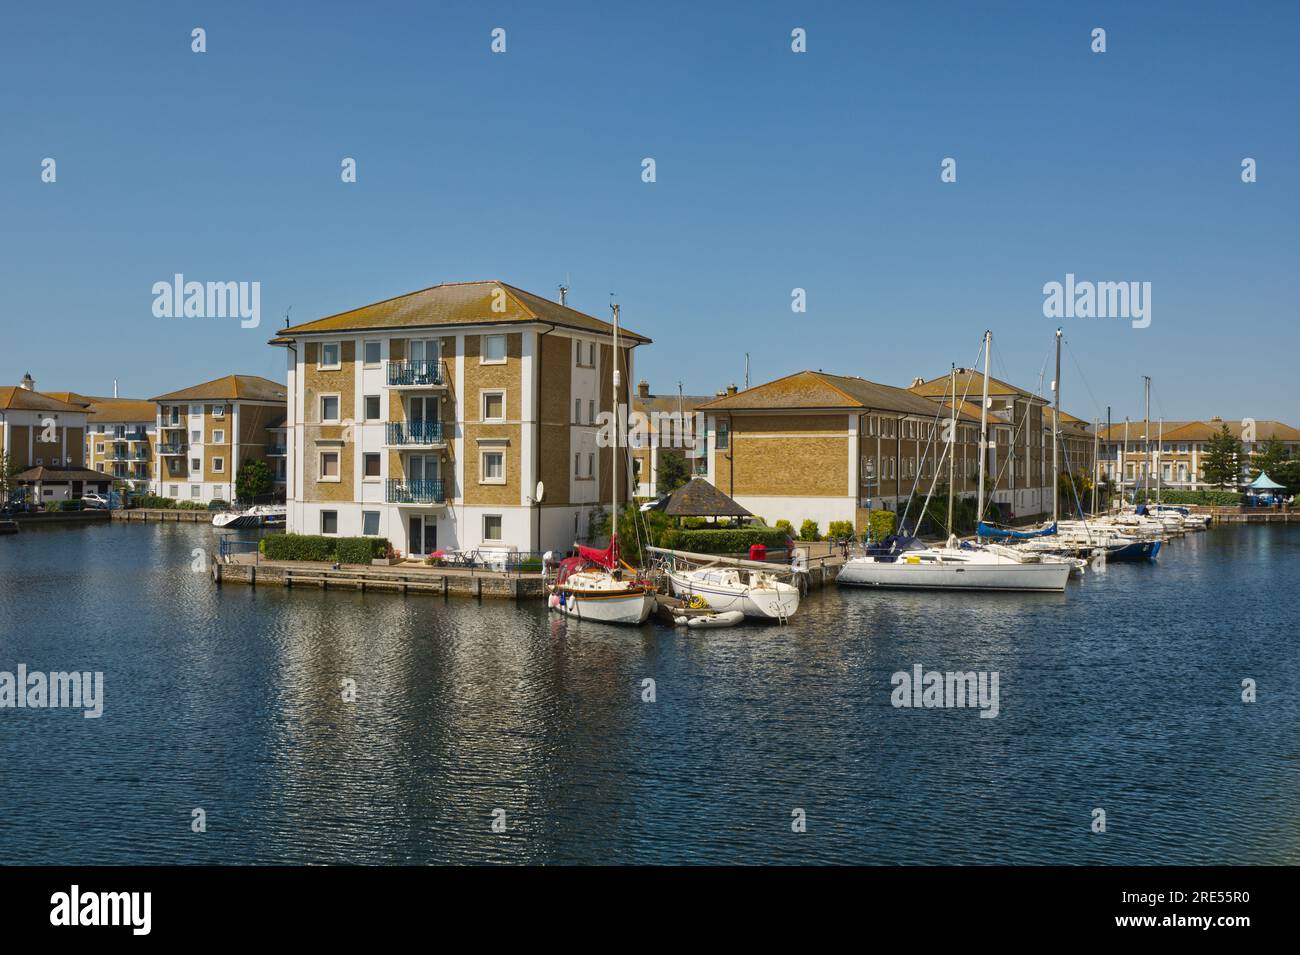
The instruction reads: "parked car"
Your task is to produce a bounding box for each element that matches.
[81,493,110,509]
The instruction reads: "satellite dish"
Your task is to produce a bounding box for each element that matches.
[534,481,545,503]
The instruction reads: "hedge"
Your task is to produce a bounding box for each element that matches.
[1135,489,1242,506]
[259,534,388,563]
[658,527,791,554]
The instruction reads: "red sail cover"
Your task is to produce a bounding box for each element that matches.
[577,535,618,569]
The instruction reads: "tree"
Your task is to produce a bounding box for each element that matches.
[655,452,692,496]
[0,451,20,503]
[236,459,274,502]
[1200,424,1243,488]
[1250,436,1289,480]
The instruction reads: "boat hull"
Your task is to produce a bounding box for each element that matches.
[837,558,1070,592]
[1105,539,1160,561]
[552,588,655,625]
[666,572,800,619]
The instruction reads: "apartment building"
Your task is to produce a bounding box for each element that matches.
[1097,417,1300,492]
[630,380,713,499]
[1,373,110,501]
[695,370,985,533]
[151,375,288,504]
[269,280,650,557]
[76,396,157,491]
[909,370,1096,518]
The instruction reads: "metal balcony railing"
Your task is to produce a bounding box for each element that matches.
[385,421,444,445]
[386,479,446,504]
[387,359,446,387]
[158,442,187,455]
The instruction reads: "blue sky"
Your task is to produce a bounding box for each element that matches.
[2,1,1296,424]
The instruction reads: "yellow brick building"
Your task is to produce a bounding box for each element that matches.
[270,280,650,557]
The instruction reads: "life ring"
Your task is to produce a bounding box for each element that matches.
[687,594,709,610]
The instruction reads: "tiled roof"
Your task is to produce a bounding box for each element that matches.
[662,478,752,518]
[15,466,110,482]
[151,375,286,403]
[699,370,979,420]
[84,398,158,422]
[269,280,651,344]
[910,371,1037,401]
[1095,419,1300,442]
[0,387,88,414]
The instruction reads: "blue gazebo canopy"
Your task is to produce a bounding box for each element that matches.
[1248,471,1285,490]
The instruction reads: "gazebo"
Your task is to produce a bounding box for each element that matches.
[659,478,752,525]
[1246,471,1286,504]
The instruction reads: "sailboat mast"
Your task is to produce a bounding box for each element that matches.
[1122,418,1129,501]
[977,330,991,522]
[1092,419,1099,516]
[1142,376,1151,503]
[1052,327,1061,524]
[1157,417,1163,504]
[948,363,956,531]
[611,303,621,559]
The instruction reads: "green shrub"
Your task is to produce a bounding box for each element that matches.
[1135,489,1242,506]
[667,527,791,554]
[260,534,388,563]
[799,519,820,541]
[176,501,207,511]
[132,494,176,509]
[827,520,854,540]
[774,519,794,536]
[46,500,62,512]
[681,516,708,529]
[861,510,897,542]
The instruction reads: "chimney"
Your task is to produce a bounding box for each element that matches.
[636,379,650,399]
[19,372,35,391]
[113,379,119,398]
[558,284,568,306]
[726,383,738,396]
[910,376,924,388]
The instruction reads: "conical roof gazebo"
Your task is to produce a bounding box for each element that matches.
[1247,471,1285,491]
[661,478,752,522]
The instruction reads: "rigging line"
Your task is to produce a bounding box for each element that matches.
[1062,337,1104,420]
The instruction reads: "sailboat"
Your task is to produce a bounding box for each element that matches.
[650,547,801,620]
[837,331,1071,593]
[546,303,657,625]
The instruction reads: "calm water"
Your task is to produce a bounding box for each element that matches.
[1,520,1297,865]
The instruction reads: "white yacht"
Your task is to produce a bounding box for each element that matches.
[665,563,800,620]
[212,504,286,529]
[839,538,1071,592]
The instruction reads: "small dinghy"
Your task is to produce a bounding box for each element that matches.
[673,610,745,628]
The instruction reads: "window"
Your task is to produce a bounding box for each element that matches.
[482,391,504,422]
[588,342,596,366]
[363,453,381,479]
[169,485,178,497]
[481,450,505,484]
[575,453,581,476]
[191,458,201,471]
[362,511,380,535]
[716,421,729,450]
[576,340,594,368]
[95,443,104,453]
[574,398,581,424]
[319,451,340,481]
[191,430,201,443]
[320,395,339,422]
[482,334,507,363]
[364,340,381,366]
[321,511,338,534]
[212,405,224,418]
[483,514,503,542]
[191,485,201,498]
[364,395,380,421]
[97,424,105,434]
[190,404,202,416]
[213,430,225,443]
[212,457,224,473]
[320,342,341,369]
[587,452,595,477]
[588,399,595,424]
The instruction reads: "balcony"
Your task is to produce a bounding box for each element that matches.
[386,479,446,505]
[387,359,446,389]
[385,421,445,447]
[126,430,149,442]
[265,444,288,456]
[157,442,188,455]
